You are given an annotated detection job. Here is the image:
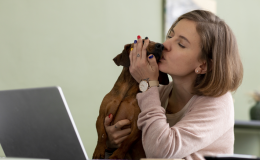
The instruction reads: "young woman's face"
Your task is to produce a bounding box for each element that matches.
[158,19,202,78]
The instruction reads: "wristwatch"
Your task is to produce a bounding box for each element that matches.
[139,79,159,92]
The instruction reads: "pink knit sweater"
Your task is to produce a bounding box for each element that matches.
[136,82,234,160]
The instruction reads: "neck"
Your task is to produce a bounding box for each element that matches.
[167,73,196,113]
[170,82,193,105]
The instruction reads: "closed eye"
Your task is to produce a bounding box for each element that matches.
[168,36,185,48]
[179,43,185,48]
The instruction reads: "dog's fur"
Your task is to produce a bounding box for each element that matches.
[92,40,169,159]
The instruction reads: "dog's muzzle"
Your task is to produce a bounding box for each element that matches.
[147,43,164,62]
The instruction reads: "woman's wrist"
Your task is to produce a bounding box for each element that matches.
[139,80,159,92]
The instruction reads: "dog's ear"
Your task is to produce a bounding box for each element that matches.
[113,44,131,67]
[158,71,169,85]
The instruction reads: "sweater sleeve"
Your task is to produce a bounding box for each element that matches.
[136,87,234,158]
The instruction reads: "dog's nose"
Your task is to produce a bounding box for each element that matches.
[155,43,164,51]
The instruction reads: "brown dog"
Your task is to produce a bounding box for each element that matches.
[92,40,169,159]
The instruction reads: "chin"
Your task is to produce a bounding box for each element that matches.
[158,63,167,73]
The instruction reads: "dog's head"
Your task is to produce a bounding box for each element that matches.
[113,40,169,85]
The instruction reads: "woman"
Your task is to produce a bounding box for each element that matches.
[104,10,243,159]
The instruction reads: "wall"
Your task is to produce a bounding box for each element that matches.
[217,0,260,156]
[0,0,163,157]
[217,0,260,121]
[1,0,260,158]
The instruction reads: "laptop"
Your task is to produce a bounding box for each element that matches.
[0,87,88,160]
[0,158,49,160]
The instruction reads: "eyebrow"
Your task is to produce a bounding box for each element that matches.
[171,29,190,44]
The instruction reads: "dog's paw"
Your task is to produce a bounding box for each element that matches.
[92,150,105,159]
[109,150,125,159]
[92,145,106,159]
[109,154,125,159]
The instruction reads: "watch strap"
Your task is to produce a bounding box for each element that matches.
[148,81,159,88]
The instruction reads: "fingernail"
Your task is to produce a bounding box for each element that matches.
[137,35,141,39]
[145,37,148,39]
[149,55,154,59]
[134,40,137,44]
[109,114,112,118]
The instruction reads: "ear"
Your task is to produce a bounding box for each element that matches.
[158,71,169,85]
[195,61,208,74]
[113,44,131,67]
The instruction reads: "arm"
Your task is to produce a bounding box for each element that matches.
[137,87,234,158]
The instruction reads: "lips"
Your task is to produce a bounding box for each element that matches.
[161,55,165,60]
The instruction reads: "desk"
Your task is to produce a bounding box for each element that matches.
[234,120,260,157]
[235,120,260,130]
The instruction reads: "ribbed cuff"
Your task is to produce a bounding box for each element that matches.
[136,87,161,111]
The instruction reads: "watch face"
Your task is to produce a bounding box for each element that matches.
[139,81,148,92]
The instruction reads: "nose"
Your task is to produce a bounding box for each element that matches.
[155,43,164,51]
[162,40,170,52]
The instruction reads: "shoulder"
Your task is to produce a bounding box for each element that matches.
[179,92,234,131]
[193,92,233,107]
[187,92,234,118]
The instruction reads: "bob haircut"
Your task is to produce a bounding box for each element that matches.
[167,10,243,97]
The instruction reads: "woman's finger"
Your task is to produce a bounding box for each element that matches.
[132,40,138,64]
[136,35,142,60]
[141,37,149,63]
[147,54,158,71]
[114,119,131,130]
[129,48,133,66]
[104,114,113,127]
[114,135,129,147]
[112,128,131,140]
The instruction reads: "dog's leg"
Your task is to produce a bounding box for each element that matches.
[92,114,107,159]
[92,97,126,159]
[109,102,143,159]
[93,68,137,159]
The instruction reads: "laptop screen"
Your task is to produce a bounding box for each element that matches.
[0,87,88,160]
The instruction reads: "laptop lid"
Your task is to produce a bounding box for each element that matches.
[0,87,88,160]
[0,158,49,160]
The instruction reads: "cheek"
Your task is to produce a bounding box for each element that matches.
[168,52,190,67]
[159,52,199,75]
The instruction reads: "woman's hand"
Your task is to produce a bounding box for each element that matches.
[129,36,159,83]
[104,114,131,148]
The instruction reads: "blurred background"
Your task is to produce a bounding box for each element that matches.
[0,0,260,158]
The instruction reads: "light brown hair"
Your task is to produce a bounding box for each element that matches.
[167,10,243,97]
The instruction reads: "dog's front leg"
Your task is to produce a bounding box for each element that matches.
[93,97,124,159]
[92,114,107,159]
[109,103,142,159]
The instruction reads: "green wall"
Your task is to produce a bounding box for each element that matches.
[217,0,260,156]
[1,0,260,158]
[0,0,163,157]
[217,0,260,121]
